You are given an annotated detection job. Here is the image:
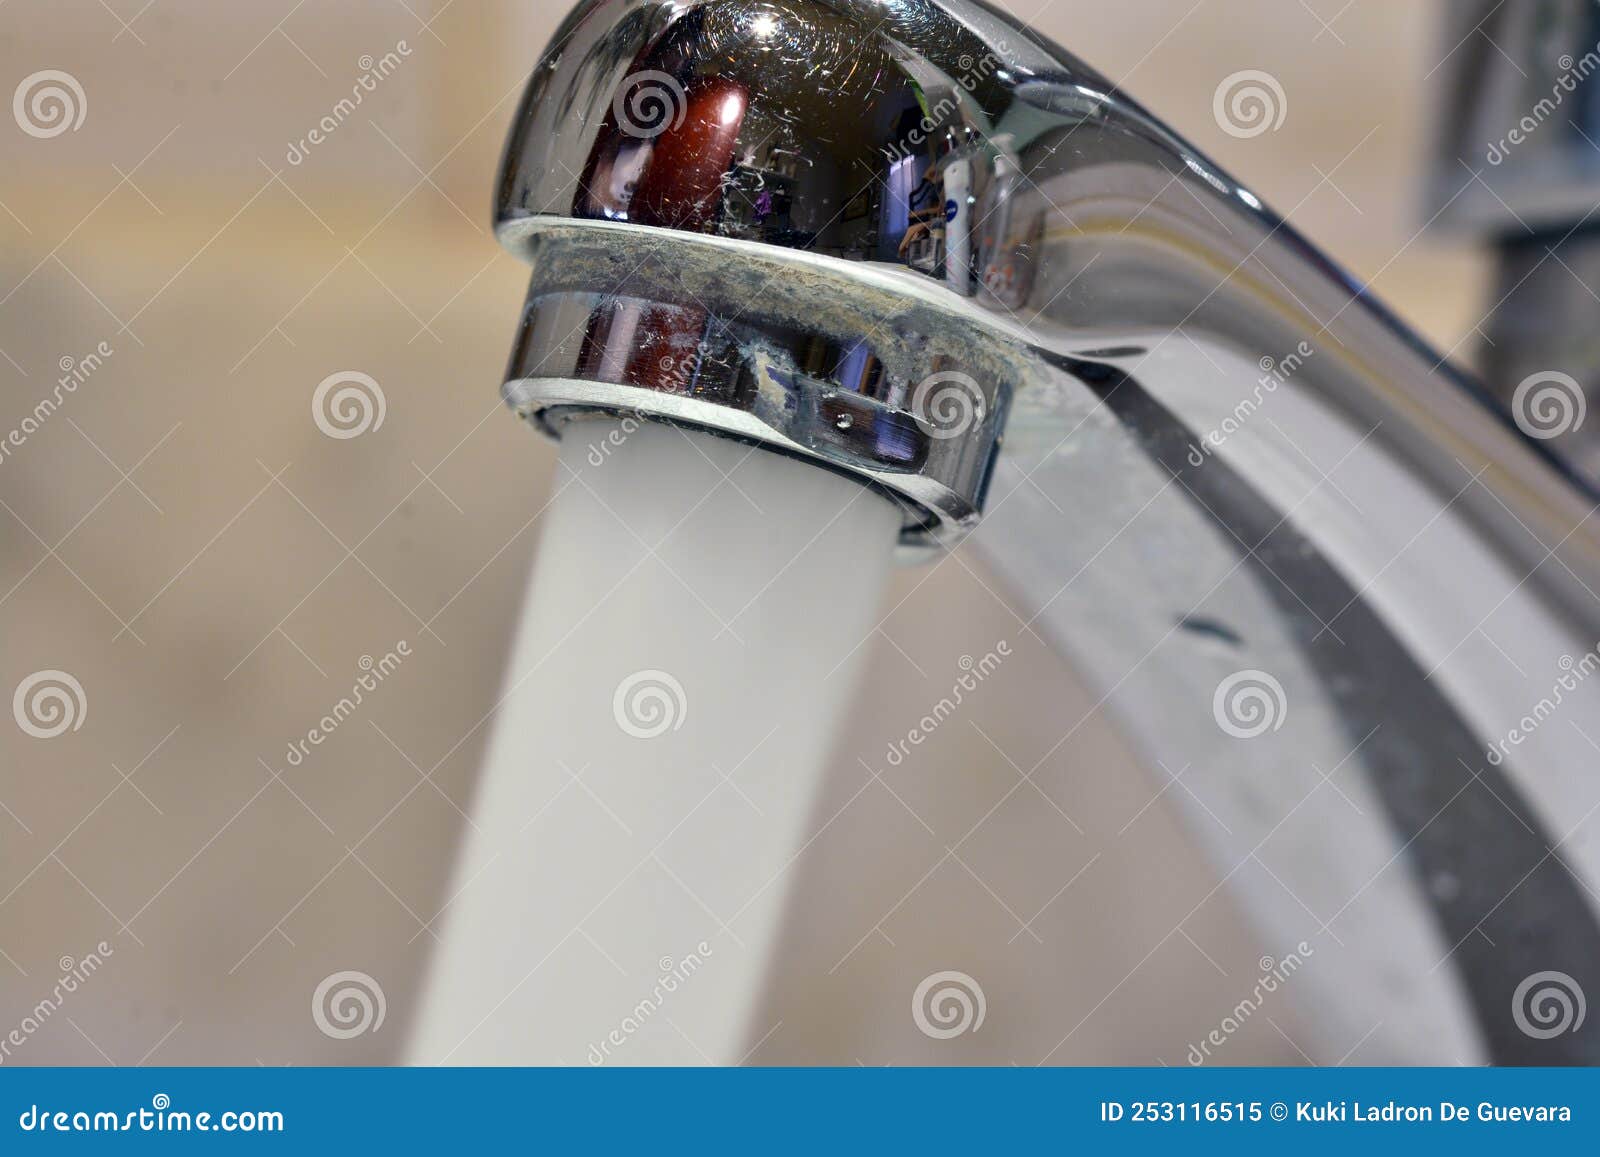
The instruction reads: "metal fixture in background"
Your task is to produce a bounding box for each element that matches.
[493,0,1600,1063]
[1431,0,1600,481]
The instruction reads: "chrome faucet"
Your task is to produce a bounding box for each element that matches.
[1428,0,1600,484]
[493,0,1600,1063]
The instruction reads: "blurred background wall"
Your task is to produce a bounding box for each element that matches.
[0,0,1489,1065]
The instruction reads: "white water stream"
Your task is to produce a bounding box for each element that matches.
[407,418,900,1063]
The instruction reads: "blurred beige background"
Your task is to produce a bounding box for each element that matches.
[0,0,1486,1065]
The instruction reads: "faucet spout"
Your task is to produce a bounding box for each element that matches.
[494,0,1600,1063]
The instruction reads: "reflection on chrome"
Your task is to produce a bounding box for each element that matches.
[491,0,1600,1064]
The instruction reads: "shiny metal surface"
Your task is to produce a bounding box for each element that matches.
[1429,0,1600,485]
[497,224,1014,547]
[494,0,1600,1063]
[1429,0,1600,234]
[1479,228,1600,484]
